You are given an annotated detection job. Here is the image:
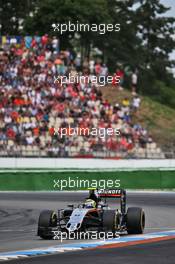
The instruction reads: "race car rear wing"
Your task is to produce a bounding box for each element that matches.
[89,189,126,215]
[97,189,124,198]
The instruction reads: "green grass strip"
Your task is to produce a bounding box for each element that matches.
[0,170,175,190]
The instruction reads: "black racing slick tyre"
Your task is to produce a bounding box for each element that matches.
[103,210,117,232]
[38,210,57,227]
[126,207,145,234]
[38,210,57,239]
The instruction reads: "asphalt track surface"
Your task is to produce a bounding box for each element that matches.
[0,191,175,263]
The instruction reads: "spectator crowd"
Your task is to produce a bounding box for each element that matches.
[0,35,164,158]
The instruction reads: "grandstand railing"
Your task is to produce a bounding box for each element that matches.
[0,147,171,159]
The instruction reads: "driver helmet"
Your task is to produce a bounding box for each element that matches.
[84,199,96,208]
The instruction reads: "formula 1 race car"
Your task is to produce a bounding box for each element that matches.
[37,189,145,239]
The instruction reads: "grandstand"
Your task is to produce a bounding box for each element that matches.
[0,36,169,159]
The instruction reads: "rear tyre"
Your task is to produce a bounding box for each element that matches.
[126,207,145,234]
[38,210,57,239]
[103,210,117,233]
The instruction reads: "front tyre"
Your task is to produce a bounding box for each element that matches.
[126,207,145,234]
[38,210,57,239]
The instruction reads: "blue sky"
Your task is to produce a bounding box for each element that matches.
[161,0,175,17]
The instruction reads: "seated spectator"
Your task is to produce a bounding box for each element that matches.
[0,36,159,159]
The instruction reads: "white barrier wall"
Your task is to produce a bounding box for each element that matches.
[0,158,175,170]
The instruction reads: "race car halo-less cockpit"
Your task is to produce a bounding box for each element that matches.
[37,189,145,239]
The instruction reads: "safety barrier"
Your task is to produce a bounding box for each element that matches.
[0,158,175,169]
